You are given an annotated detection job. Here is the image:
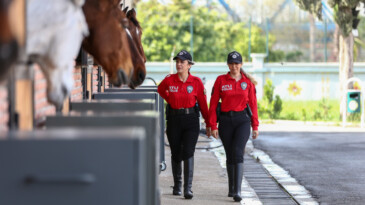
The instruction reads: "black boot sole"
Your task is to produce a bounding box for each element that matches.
[233,195,242,202]
[184,194,193,199]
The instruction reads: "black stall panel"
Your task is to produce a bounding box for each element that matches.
[92,92,166,171]
[0,128,146,205]
[45,112,160,205]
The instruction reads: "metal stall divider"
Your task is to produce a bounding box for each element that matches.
[0,128,146,205]
[45,111,160,205]
[92,91,166,171]
[69,99,156,112]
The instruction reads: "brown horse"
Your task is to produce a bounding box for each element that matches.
[123,7,147,88]
[0,0,20,80]
[82,0,133,87]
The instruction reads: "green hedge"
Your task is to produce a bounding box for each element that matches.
[258,99,362,122]
[275,99,340,121]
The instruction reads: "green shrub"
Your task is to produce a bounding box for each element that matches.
[258,79,282,119]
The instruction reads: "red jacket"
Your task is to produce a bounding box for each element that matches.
[209,72,259,131]
[158,73,210,127]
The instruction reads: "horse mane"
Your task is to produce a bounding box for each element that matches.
[241,68,257,85]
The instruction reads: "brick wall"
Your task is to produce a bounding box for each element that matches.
[34,65,84,125]
[104,71,110,89]
[71,66,83,101]
[0,64,107,130]
[34,65,56,124]
[92,66,98,93]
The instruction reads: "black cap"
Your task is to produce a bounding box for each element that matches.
[173,50,194,65]
[227,51,242,64]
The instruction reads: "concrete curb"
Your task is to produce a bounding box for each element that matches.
[246,139,319,205]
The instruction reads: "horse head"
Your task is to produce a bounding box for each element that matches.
[124,7,147,89]
[82,0,133,87]
[26,0,88,109]
[0,0,20,80]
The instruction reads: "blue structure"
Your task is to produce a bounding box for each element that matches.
[192,0,240,22]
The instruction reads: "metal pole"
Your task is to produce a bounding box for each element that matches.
[361,84,364,128]
[190,16,194,59]
[7,67,16,130]
[342,89,347,127]
[265,18,269,61]
[324,18,328,62]
[248,17,251,61]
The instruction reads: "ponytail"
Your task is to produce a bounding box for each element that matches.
[240,68,257,85]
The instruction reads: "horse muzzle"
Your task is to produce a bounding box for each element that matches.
[111,68,129,87]
[129,69,145,89]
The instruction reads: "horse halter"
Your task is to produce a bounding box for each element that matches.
[125,27,133,41]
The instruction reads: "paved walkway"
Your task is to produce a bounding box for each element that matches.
[159,133,297,205]
[159,121,364,204]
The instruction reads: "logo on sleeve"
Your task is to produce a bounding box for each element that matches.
[221,84,232,91]
[187,85,193,93]
[169,86,179,92]
[241,82,247,90]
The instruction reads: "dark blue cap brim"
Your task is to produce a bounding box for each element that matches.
[173,56,195,64]
[228,59,242,64]
[173,56,188,61]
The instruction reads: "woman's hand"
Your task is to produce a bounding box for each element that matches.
[212,130,219,139]
[252,130,259,139]
[206,127,211,137]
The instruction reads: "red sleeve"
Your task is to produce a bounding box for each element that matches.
[157,77,169,102]
[208,77,221,130]
[248,82,259,130]
[196,79,210,127]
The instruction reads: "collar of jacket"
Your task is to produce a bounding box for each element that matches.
[173,73,194,83]
[225,71,247,81]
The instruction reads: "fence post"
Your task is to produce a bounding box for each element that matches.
[250,53,267,100]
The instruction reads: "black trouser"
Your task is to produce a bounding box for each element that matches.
[218,112,251,164]
[166,113,200,163]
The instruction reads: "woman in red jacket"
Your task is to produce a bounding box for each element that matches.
[158,50,211,199]
[209,51,259,202]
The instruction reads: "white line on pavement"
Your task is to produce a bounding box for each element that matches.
[246,140,319,205]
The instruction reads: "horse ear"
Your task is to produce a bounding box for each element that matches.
[120,3,123,9]
[123,6,129,13]
[126,8,136,18]
[130,8,136,16]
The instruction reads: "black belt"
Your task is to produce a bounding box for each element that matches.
[220,109,247,117]
[169,107,196,115]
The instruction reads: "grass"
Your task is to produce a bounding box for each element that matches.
[259,99,362,123]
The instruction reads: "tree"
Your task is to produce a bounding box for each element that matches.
[136,0,276,62]
[293,0,365,115]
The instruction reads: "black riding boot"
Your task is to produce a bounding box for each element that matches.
[233,163,243,202]
[227,164,235,197]
[171,159,182,195]
[183,157,194,199]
